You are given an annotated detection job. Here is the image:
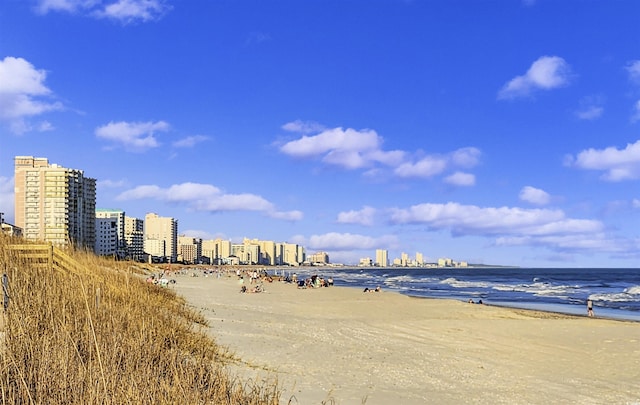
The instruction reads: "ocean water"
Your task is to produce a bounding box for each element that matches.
[279,267,640,322]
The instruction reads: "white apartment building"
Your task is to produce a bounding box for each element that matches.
[96,209,125,258]
[144,213,178,262]
[308,251,329,265]
[124,216,144,261]
[201,238,232,265]
[14,156,96,249]
[95,216,118,256]
[375,249,388,267]
[178,235,202,264]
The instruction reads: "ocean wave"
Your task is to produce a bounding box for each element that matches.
[624,285,640,295]
[439,277,493,289]
[589,291,640,303]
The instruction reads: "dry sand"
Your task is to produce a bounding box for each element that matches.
[170,271,640,405]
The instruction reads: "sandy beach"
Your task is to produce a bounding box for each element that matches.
[170,271,640,405]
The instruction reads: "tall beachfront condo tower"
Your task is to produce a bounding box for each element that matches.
[14,156,96,249]
[96,209,126,258]
[144,212,178,262]
[124,216,145,261]
[375,249,388,267]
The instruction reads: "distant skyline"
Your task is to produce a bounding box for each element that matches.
[1,1,639,267]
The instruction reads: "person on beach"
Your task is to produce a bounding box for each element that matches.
[587,299,594,317]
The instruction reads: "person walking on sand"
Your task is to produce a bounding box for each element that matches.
[587,299,594,317]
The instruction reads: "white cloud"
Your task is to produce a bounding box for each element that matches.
[498,56,571,99]
[567,140,640,181]
[389,202,602,238]
[395,147,481,179]
[281,120,326,134]
[451,147,481,167]
[337,206,377,226]
[35,0,95,13]
[95,120,169,152]
[576,106,603,120]
[519,186,551,205]
[35,0,170,23]
[280,126,408,170]
[626,60,640,84]
[385,201,626,257]
[0,176,15,224]
[394,156,447,178]
[444,172,475,186]
[172,135,209,148]
[633,199,640,209]
[116,182,302,221]
[0,56,63,133]
[279,122,480,182]
[96,0,170,24]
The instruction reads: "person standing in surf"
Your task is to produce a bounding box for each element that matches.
[587,299,594,317]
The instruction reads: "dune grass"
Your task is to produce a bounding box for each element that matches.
[0,237,281,404]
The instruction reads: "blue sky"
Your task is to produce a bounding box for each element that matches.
[1,0,640,267]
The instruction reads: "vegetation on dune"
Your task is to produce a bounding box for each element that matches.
[0,237,280,404]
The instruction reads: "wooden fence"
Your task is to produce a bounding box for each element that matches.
[4,243,83,275]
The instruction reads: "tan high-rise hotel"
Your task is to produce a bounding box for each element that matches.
[14,156,96,249]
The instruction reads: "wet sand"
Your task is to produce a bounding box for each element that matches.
[171,272,640,405]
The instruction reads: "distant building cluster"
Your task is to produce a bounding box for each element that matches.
[360,250,468,268]
[4,156,466,268]
[6,156,308,266]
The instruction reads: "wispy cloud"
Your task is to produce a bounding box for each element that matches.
[386,201,627,254]
[172,135,209,148]
[626,60,640,84]
[245,31,272,46]
[443,171,475,186]
[519,186,551,205]
[337,206,377,226]
[35,0,171,23]
[566,140,640,181]
[575,95,605,120]
[498,56,572,100]
[116,182,303,221]
[95,120,169,152]
[0,56,63,134]
[279,122,481,182]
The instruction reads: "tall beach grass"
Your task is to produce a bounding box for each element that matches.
[0,236,281,404]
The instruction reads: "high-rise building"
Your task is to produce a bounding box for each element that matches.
[95,216,118,256]
[14,156,96,249]
[201,238,232,265]
[144,213,178,262]
[178,235,202,264]
[280,242,302,266]
[124,216,144,261]
[375,249,388,267]
[308,251,329,265]
[96,209,125,258]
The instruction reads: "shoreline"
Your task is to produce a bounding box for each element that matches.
[170,271,640,404]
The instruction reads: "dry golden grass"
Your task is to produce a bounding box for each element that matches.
[0,237,281,404]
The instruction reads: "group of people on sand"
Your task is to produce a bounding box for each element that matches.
[363,286,381,293]
[295,274,333,289]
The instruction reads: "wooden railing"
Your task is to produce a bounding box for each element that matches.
[5,243,83,275]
